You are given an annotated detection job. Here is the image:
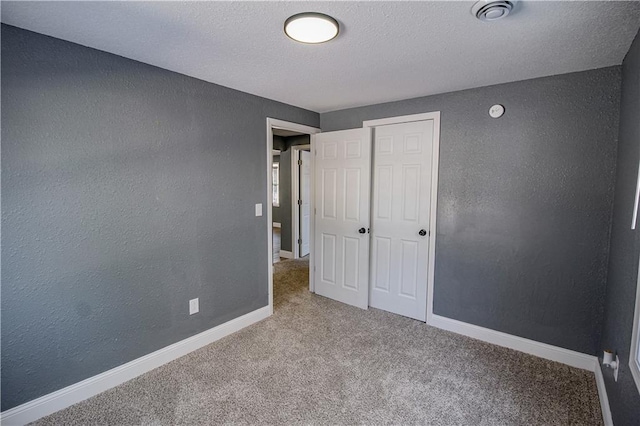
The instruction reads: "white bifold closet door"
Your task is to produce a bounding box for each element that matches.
[370,120,433,321]
[314,128,371,309]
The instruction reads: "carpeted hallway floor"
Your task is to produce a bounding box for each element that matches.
[33,257,602,425]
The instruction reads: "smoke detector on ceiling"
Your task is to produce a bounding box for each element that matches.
[472,0,517,22]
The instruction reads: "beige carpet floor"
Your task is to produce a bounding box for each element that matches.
[33,257,602,425]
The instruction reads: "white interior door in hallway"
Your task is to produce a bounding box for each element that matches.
[314,128,372,309]
[299,150,311,257]
[370,120,434,321]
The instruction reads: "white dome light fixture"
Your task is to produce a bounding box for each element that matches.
[472,0,516,22]
[284,12,339,44]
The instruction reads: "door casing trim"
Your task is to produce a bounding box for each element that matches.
[266,118,320,311]
[291,144,312,260]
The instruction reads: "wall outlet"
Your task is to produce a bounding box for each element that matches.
[255,203,263,217]
[189,298,199,315]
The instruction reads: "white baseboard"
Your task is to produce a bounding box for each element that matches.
[0,306,271,426]
[2,308,611,425]
[594,360,614,426]
[272,222,281,228]
[427,314,597,371]
[428,314,612,425]
[279,250,293,259]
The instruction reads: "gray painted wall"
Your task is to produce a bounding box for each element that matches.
[321,67,621,356]
[1,24,319,411]
[600,29,640,426]
[288,135,311,148]
[272,135,286,152]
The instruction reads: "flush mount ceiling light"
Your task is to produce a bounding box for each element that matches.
[284,12,339,44]
[472,0,516,22]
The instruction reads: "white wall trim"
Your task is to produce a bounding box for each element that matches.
[279,250,293,259]
[291,149,299,259]
[363,112,442,128]
[291,144,312,260]
[363,111,441,323]
[594,361,614,426]
[430,314,613,426]
[309,136,317,293]
[267,120,275,315]
[629,252,640,394]
[0,306,271,426]
[429,314,597,371]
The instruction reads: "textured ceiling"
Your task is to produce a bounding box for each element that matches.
[2,1,640,112]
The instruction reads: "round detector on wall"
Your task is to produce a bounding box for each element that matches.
[489,104,505,118]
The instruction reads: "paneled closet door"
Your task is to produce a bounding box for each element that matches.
[314,128,372,309]
[370,120,434,321]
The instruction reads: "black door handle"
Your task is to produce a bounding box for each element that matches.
[419,229,427,236]
[358,227,366,234]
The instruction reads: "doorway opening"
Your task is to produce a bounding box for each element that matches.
[266,118,320,314]
[271,131,311,263]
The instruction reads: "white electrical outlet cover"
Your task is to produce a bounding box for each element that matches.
[255,203,263,217]
[189,298,199,315]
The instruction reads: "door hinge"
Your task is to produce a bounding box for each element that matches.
[298,159,302,165]
[297,199,302,205]
[298,238,301,244]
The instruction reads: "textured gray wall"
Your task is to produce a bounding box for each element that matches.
[272,135,286,152]
[321,67,621,355]
[600,29,640,426]
[1,24,318,411]
[287,135,311,148]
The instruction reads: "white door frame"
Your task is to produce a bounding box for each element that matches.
[363,112,441,323]
[266,118,320,314]
[291,144,312,259]
[309,136,318,294]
